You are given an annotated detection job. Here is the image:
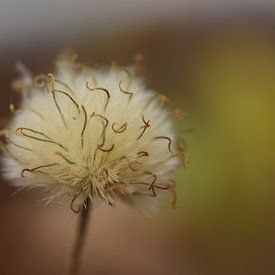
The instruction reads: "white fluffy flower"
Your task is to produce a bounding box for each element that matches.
[1,53,183,213]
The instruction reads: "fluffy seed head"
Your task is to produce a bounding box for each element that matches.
[1,53,184,213]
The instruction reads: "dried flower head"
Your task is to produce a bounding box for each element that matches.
[1,52,184,213]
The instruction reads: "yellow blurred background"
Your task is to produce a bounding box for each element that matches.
[0,1,274,274]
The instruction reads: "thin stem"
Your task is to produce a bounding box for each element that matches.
[67,199,91,275]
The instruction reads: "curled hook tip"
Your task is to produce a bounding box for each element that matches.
[70,191,82,213]
[154,136,173,153]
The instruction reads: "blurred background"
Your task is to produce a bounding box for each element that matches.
[0,1,275,274]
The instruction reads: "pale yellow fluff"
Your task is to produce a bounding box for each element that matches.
[1,54,181,213]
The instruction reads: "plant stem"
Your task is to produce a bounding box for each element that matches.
[67,199,91,275]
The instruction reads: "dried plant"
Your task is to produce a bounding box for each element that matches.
[0,51,186,275]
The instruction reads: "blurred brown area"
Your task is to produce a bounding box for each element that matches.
[1,5,275,275]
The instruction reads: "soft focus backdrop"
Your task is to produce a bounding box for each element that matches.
[0,1,275,275]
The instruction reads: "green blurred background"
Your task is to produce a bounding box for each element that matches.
[0,1,274,274]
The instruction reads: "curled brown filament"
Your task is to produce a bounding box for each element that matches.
[142,172,171,197]
[81,105,87,149]
[154,136,173,153]
[137,151,149,158]
[147,172,157,196]
[53,89,80,114]
[16,127,68,151]
[119,80,133,101]
[93,143,114,162]
[120,156,139,171]
[70,191,82,213]
[48,74,68,128]
[16,127,48,139]
[118,69,132,94]
[120,69,132,89]
[33,74,49,90]
[135,182,170,195]
[90,112,109,146]
[97,143,114,153]
[86,82,110,111]
[55,151,75,165]
[111,122,127,133]
[137,114,151,140]
[21,163,58,177]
